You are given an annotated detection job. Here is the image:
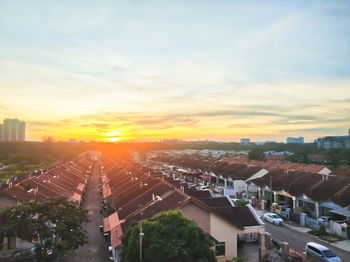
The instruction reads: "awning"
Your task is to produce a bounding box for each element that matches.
[111,227,122,248]
[77,182,84,192]
[330,206,350,218]
[320,201,340,210]
[102,183,112,199]
[103,212,121,232]
[101,175,109,183]
[72,192,82,202]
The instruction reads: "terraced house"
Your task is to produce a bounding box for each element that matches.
[0,157,93,252]
[100,157,265,262]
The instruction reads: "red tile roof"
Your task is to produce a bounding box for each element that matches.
[303,165,326,174]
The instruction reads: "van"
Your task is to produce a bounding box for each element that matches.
[305,242,341,262]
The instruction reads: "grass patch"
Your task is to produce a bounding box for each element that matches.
[0,160,61,183]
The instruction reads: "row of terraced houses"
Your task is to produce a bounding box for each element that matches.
[152,153,350,240]
[0,155,94,253]
[99,157,266,262]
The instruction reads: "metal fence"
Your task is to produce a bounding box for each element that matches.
[305,217,319,230]
[290,213,300,224]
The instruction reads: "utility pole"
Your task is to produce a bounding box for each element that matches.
[139,220,144,262]
[270,175,273,212]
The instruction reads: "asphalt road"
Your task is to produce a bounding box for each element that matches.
[264,222,348,261]
[64,162,110,262]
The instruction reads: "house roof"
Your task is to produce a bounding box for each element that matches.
[332,165,350,177]
[1,185,46,202]
[308,176,350,205]
[118,183,173,220]
[184,188,212,198]
[303,165,326,174]
[122,190,189,232]
[307,154,326,162]
[211,206,261,229]
[197,197,232,208]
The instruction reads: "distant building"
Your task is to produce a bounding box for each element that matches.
[317,136,350,149]
[286,137,304,144]
[0,119,26,142]
[316,129,350,149]
[254,141,277,145]
[240,138,250,145]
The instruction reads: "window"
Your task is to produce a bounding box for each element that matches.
[215,242,225,256]
[309,246,322,256]
[323,250,336,258]
[308,246,317,253]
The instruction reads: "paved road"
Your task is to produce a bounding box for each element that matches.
[64,162,110,262]
[265,222,348,261]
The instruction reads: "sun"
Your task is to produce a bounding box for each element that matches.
[105,131,121,137]
[105,131,122,142]
[108,137,121,142]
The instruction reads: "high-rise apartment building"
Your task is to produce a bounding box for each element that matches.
[317,129,350,149]
[240,138,250,145]
[286,137,304,144]
[0,119,26,142]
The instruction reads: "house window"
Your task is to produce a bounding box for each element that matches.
[215,242,225,256]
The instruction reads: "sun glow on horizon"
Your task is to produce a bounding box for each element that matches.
[105,131,122,143]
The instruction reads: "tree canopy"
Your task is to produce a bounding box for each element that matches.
[248,147,266,161]
[121,210,216,262]
[0,196,89,261]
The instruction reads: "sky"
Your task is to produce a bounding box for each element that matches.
[0,0,350,142]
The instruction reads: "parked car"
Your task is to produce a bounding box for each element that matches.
[318,216,332,225]
[263,213,283,225]
[305,242,341,262]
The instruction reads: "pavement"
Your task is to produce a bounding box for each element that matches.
[256,208,350,261]
[64,162,110,262]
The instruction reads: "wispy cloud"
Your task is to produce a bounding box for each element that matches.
[0,0,349,141]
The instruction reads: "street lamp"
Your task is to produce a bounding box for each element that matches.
[139,220,144,262]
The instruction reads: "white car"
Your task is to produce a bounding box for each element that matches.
[305,242,341,262]
[263,213,283,225]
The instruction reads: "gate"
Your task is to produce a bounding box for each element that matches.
[305,217,319,230]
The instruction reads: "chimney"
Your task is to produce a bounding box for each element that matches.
[152,194,155,202]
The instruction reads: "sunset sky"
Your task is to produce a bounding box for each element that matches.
[1,0,350,142]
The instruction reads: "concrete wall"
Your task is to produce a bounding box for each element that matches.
[210,212,240,261]
[318,167,331,176]
[180,202,210,234]
[233,180,247,196]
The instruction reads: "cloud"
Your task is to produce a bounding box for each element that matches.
[1,1,350,141]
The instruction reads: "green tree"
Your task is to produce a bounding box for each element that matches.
[248,147,266,161]
[288,151,309,163]
[0,196,89,261]
[121,210,216,262]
